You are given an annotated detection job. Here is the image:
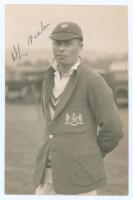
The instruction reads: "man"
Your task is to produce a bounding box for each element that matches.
[33,21,123,195]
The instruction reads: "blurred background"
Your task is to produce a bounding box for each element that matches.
[5,5,128,195]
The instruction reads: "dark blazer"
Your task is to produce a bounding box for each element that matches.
[33,61,123,194]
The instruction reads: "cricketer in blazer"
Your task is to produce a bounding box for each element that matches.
[33,60,123,194]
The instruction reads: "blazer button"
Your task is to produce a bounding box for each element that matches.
[49,134,54,139]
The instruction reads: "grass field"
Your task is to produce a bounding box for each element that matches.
[5,103,128,195]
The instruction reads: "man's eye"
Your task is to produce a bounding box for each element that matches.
[55,42,60,46]
[53,41,60,46]
[66,42,72,46]
[53,41,73,46]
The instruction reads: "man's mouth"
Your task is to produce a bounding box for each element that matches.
[57,55,68,58]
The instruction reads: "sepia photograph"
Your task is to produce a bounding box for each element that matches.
[5,4,128,196]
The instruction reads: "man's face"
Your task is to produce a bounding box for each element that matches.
[52,39,83,66]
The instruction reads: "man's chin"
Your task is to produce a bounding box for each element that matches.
[57,60,69,66]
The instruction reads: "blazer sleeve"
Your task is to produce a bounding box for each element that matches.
[87,72,124,157]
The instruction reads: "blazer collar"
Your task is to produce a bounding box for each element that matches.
[44,67,55,120]
[53,64,81,120]
[44,63,81,121]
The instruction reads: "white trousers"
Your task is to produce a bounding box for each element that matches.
[35,168,97,195]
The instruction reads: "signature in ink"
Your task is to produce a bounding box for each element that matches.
[12,43,28,62]
[27,21,50,46]
[11,21,50,62]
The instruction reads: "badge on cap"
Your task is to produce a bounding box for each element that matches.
[61,24,68,29]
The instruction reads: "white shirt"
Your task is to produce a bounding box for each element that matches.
[49,58,80,119]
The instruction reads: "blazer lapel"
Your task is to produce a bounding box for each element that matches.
[43,68,55,120]
[53,67,81,120]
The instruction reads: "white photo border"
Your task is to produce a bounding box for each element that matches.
[0,0,132,200]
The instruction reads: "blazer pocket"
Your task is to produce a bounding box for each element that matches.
[63,124,86,134]
[73,152,105,186]
[61,107,87,133]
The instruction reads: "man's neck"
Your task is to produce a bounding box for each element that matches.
[58,65,71,78]
[58,58,79,78]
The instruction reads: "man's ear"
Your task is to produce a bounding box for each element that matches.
[78,41,83,54]
[78,39,83,50]
[80,41,83,49]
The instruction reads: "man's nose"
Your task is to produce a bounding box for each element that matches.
[58,43,65,51]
